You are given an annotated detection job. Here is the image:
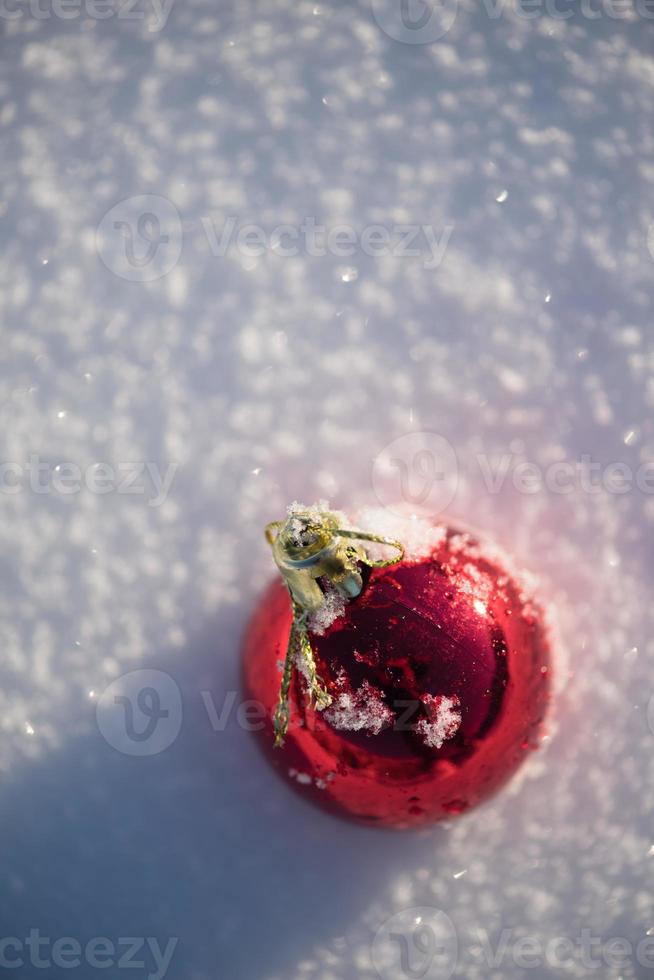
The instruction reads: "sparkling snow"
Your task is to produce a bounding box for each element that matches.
[324,678,394,736]
[414,694,462,749]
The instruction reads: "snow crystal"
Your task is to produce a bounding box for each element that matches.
[324,680,394,736]
[287,499,347,526]
[307,583,347,635]
[288,768,313,786]
[414,695,462,749]
[352,508,447,561]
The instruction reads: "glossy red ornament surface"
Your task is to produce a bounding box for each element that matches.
[243,525,551,828]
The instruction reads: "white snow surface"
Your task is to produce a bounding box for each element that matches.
[1,5,654,980]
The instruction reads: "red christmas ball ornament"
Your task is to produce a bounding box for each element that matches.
[243,504,552,829]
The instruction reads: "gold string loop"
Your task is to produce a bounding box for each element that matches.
[265,506,404,746]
